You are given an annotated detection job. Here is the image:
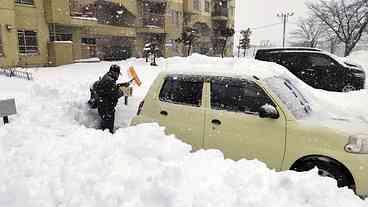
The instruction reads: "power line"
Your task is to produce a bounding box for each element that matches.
[234,22,298,33]
[249,22,282,30]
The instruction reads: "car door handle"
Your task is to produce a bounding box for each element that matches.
[160,110,168,116]
[211,119,221,126]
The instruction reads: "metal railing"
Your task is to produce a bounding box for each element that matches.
[212,7,228,17]
[140,13,165,28]
[0,67,33,80]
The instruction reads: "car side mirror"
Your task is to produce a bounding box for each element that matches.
[258,104,279,119]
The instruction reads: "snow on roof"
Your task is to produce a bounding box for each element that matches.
[257,47,322,52]
[162,54,290,80]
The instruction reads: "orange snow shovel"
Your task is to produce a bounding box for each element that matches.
[127,66,142,87]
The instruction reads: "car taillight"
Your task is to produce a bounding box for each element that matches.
[137,100,144,115]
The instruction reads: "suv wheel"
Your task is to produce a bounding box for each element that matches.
[292,159,355,190]
[342,84,356,92]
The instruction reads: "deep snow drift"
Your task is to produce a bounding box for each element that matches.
[0,54,367,207]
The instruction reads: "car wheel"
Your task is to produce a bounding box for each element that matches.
[292,159,355,190]
[342,84,356,92]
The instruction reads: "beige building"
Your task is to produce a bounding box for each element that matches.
[0,0,235,67]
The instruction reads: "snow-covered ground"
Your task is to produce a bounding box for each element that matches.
[0,53,367,206]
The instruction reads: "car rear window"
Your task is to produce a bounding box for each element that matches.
[159,75,203,107]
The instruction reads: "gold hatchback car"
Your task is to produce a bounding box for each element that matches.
[131,62,368,196]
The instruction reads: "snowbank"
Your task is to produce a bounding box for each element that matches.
[0,54,367,206]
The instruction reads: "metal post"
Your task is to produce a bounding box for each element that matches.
[282,14,287,48]
[124,96,128,105]
[277,12,294,48]
[3,116,9,124]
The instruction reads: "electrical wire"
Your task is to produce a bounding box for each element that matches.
[234,22,297,33]
[249,22,282,30]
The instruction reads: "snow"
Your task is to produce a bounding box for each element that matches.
[349,50,368,88]
[71,16,98,21]
[50,41,73,44]
[74,58,101,63]
[0,54,368,206]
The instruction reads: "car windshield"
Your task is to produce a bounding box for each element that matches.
[265,76,312,119]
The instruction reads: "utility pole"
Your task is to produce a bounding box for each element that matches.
[277,12,294,48]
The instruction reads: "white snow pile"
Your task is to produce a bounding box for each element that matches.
[349,50,368,88]
[0,54,367,207]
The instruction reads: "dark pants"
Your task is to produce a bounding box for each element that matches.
[98,107,115,133]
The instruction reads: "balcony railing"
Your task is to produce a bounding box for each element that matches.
[212,7,228,17]
[70,0,136,27]
[141,13,165,28]
[70,0,97,18]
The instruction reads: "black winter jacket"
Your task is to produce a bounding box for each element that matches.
[95,72,123,109]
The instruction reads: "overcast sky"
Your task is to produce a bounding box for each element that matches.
[235,0,314,46]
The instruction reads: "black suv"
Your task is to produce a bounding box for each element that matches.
[255,48,366,92]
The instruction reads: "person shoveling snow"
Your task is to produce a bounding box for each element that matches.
[88,64,141,133]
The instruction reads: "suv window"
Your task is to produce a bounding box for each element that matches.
[280,53,306,73]
[308,54,335,67]
[159,76,203,107]
[211,78,274,114]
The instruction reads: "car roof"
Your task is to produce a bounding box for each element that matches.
[256,47,322,53]
[267,50,326,54]
[161,57,292,81]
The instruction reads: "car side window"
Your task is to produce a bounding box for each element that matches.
[210,78,274,114]
[280,53,306,73]
[308,54,336,68]
[159,76,203,107]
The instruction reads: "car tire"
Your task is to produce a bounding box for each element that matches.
[292,159,355,190]
[342,84,356,92]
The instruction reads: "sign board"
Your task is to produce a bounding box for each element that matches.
[119,86,133,97]
[0,99,17,117]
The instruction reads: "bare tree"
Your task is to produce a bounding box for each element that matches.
[307,0,368,56]
[239,28,252,57]
[322,26,341,53]
[290,16,324,47]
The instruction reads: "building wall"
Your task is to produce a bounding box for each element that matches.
[0,0,235,67]
[0,1,17,67]
[48,41,73,66]
[15,0,50,66]
[165,0,184,57]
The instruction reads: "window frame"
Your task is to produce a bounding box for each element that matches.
[209,77,276,115]
[193,0,201,11]
[159,75,205,107]
[15,0,34,6]
[205,1,210,13]
[49,25,73,42]
[17,30,39,55]
[0,26,3,57]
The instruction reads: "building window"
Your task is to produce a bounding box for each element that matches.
[193,0,200,11]
[81,38,97,58]
[176,11,181,25]
[171,10,175,24]
[230,6,235,17]
[17,30,38,54]
[205,1,210,12]
[0,27,3,56]
[15,0,34,5]
[49,25,73,42]
[172,11,181,25]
